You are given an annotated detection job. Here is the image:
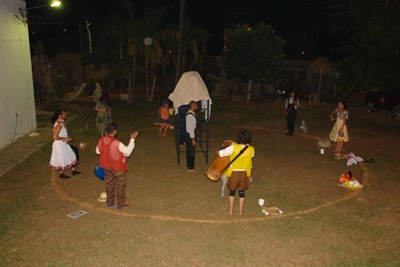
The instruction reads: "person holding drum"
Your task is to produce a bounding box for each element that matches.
[218,129,255,215]
[186,100,198,172]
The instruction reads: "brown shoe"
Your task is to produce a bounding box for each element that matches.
[187,168,198,173]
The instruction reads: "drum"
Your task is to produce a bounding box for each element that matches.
[94,164,105,180]
[205,140,232,182]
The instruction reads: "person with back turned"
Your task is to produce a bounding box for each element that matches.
[218,129,255,215]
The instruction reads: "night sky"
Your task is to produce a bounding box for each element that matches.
[24,0,335,58]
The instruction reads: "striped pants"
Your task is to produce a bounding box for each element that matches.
[104,169,126,208]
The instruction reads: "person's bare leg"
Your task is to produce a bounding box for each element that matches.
[338,141,343,154]
[228,196,234,215]
[162,126,168,136]
[239,197,245,215]
[158,125,165,134]
[334,142,340,153]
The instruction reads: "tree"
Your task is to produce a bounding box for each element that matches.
[154,17,210,92]
[175,0,185,84]
[328,0,400,93]
[31,42,63,104]
[85,0,168,103]
[140,2,170,102]
[87,10,130,98]
[80,0,210,102]
[224,22,286,101]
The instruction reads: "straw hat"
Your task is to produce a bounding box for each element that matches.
[318,139,331,148]
[97,192,107,202]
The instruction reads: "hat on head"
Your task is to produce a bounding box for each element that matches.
[97,192,107,202]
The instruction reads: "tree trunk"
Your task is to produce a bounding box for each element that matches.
[175,0,185,84]
[128,72,132,103]
[182,42,186,72]
[253,82,261,101]
[150,76,156,102]
[145,45,150,101]
[78,24,86,83]
[246,79,253,102]
[128,52,136,104]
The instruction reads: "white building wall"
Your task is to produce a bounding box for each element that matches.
[0,0,37,149]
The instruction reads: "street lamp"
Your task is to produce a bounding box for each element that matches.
[50,1,61,8]
[25,0,61,10]
[16,1,62,24]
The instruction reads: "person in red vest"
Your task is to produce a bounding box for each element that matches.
[96,123,139,210]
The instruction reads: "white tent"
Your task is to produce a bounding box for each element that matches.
[168,71,212,117]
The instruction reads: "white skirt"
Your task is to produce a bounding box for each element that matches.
[49,140,77,170]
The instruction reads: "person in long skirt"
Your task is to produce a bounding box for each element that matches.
[49,110,81,179]
[329,100,349,158]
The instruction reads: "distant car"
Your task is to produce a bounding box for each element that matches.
[364,91,400,120]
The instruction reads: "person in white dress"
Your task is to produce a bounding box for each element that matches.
[49,110,81,179]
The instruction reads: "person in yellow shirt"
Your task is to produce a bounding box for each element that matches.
[219,129,255,215]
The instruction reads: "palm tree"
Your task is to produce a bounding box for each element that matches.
[156,18,211,89]
[140,3,169,101]
[175,0,185,84]
[84,0,209,103]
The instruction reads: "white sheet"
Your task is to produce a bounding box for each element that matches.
[168,71,212,119]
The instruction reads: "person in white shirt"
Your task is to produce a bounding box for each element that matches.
[284,91,300,136]
[49,109,81,179]
[96,123,138,210]
[185,101,198,172]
